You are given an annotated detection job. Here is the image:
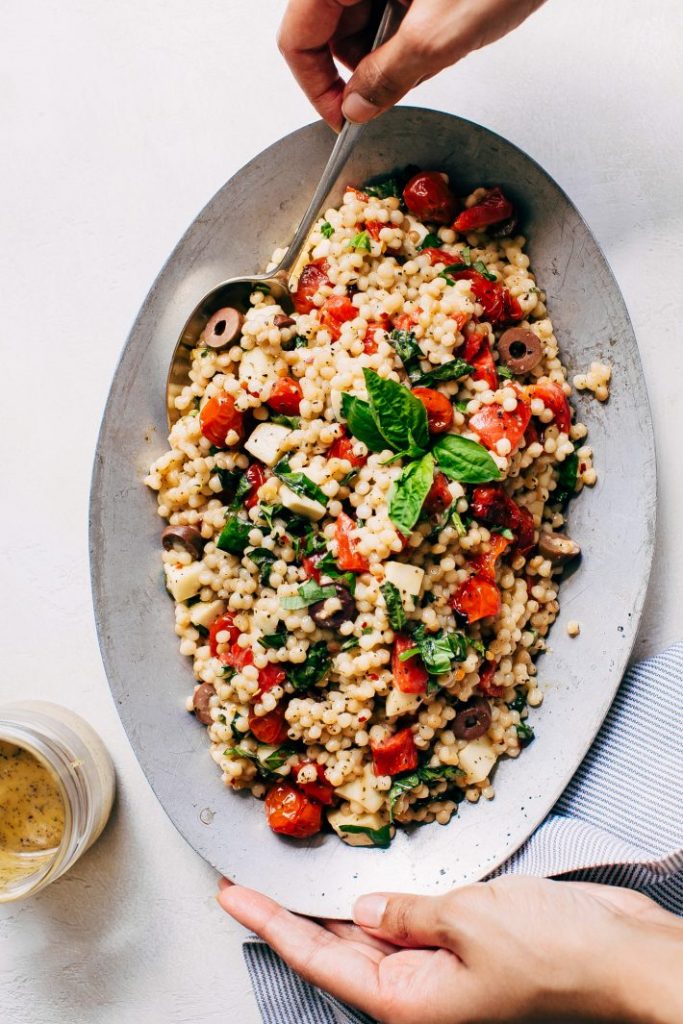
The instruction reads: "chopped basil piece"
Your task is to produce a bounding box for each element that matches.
[233,473,253,507]
[432,434,502,484]
[320,221,334,238]
[282,333,309,351]
[516,721,535,746]
[185,594,202,607]
[287,641,331,691]
[222,665,236,680]
[200,348,210,357]
[507,687,528,713]
[364,369,429,457]
[381,581,407,631]
[274,459,328,507]
[453,400,470,414]
[280,579,337,610]
[224,744,296,777]
[213,466,241,495]
[195,623,209,638]
[388,328,424,381]
[362,173,402,200]
[339,823,393,848]
[340,468,359,488]
[271,413,301,430]
[554,452,579,505]
[450,510,467,536]
[340,393,387,453]
[217,514,252,554]
[497,365,514,380]
[350,230,371,252]
[388,452,435,534]
[468,637,487,657]
[246,547,277,585]
[314,551,357,594]
[388,764,463,815]
[302,531,326,557]
[491,526,514,540]
[400,625,468,675]
[417,232,442,250]
[412,357,473,388]
[261,628,288,650]
[228,714,246,739]
[258,503,282,531]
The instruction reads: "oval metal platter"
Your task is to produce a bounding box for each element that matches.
[90,107,656,917]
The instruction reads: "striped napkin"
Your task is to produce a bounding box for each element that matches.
[243,642,683,1024]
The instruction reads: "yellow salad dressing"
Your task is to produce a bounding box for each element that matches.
[0,740,65,889]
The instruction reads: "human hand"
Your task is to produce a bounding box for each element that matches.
[218,874,683,1023]
[277,0,547,131]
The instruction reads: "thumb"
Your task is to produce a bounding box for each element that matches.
[352,891,454,949]
[341,26,431,124]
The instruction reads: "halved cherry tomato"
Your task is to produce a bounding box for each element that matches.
[199,393,244,448]
[320,294,357,340]
[256,664,287,696]
[335,512,370,573]
[419,247,457,266]
[265,781,322,838]
[450,269,522,326]
[371,727,419,777]
[463,329,499,391]
[424,471,453,515]
[477,659,505,698]
[292,258,330,314]
[302,553,322,583]
[392,311,419,332]
[469,397,531,453]
[453,187,514,233]
[403,171,457,224]
[244,463,267,509]
[221,642,254,671]
[469,485,536,557]
[328,431,367,469]
[267,377,302,416]
[365,220,383,241]
[363,313,391,355]
[469,533,510,581]
[392,634,428,694]
[412,387,454,434]
[292,761,335,806]
[249,704,289,745]
[528,382,572,434]
[451,574,502,623]
[209,614,240,658]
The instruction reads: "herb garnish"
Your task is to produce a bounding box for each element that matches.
[381,581,407,631]
[287,641,331,690]
[246,547,277,585]
[261,627,288,650]
[349,230,371,252]
[339,823,393,848]
[271,413,301,430]
[389,328,424,382]
[432,434,502,485]
[274,459,328,507]
[554,452,579,505]
[388,452,435,534]
[216,513,252,554]
[388,764,463,817]
[417,232,442,250]
[224,745,295,777]
[399,625,468,675]
[280,579,337,610]
[412,357,473,388]
[320,221,334,238]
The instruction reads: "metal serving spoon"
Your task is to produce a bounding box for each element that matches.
[166,1,401,427]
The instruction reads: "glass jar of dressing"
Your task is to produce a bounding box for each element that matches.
[0,701,115,902]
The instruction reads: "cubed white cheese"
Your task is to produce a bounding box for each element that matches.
[238,347,279,392]
[279,483,326,522]
[245,303,284,326]
[327,807,394,848]
[384,562,424,611]
[189,599,225,629]
[458,736,497,784]
[165,562,204,603]
[336,764,384,814]
[402,215,431,257]
[244,422,292,467]
[385,688,422,719]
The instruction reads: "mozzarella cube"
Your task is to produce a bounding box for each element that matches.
[458,736,497,784]
[279,483,326,521]
[238,347,279,392]
[384,561,424,611]
[244,423,292,467]
[336,764,384,814]
[385,688,422,719]
[165,562,204,603]
[402,215,431,257]
[328,808,394,848]
[189,599,225,628]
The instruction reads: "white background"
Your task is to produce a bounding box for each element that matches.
[1,1,682,1021]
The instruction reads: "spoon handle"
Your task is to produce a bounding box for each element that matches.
[274,0,403,276]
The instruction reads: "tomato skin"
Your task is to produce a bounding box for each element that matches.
[302,554,322,583]
[392,634,428,694]
[469,398,531,453]
[463,330,499,391]
[529,383,572,434]
[345,185,369,202]
[450,269,522,326]
[363,313,391,354]
[469,533,510,581]
[256,664,287,696]
[392,311,419,333]
[469,484,536,557]
[403,171,457,224]
[244,463,267,509]
[412,387,454,434]
[199,393,244,448]
[424,471,453,515]
[453,187,514,233]
[221,642,254,671]
[327,429,367,469]
[293,258,330,314]
[249,704,289,745]
[265,782,323,838]
[267,378,303,415]
[451,574,502,623]
[371,727,419,777]
[477,660,505,698]
[209,614,240,658]
[292,761,335,806]
[335,512,370,573]
[419,247,457,267]
[365,219,383,241]
[320,294,357,340]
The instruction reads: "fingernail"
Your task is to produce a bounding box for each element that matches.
[342,93,379,125]
[218,877,232,891]
[353,894,387,928]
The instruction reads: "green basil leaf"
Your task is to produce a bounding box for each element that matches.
[407,624,468,675]
[450,510,467,536]
[460,246,472,264]
[280,579,337,610]
[339,627,371,652]
[258,503,282,531]
[388,452,434,534]
[340,393,387,453]
[554,452,579,505]
[389,764,463,815]
[507,687,527,713]
[271,413,301,430]
[381,581,407,632]
[246,547,277,585]
[432,434,502,484]
[294,334,309,348]
[261,628,288,650]
[274,459,328,507]
[388,329,424,381]
[516,721,535,746]
[252,283,270,295]
[417,232,442,251]
[260,746,297,773]
[491,526,514,539]
[217,513,253,554]
[497,365,514,380]
[195,623,209,638]
[314,551,357,594]
[472,259,497,281]
[364,369,429,455]
[302,531,326,557]
[320,221,334,238]
[412,358,473,388]
[350,230,371,252]
[339,823,393,848]
[287,641,331,691]
[362,172,403,199]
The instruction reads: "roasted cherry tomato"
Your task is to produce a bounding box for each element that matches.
[469,397,531,453]
[249,704,289,745]
[267,377,303,416]
[220,642,254,671]
[469,485,536,557]
[208,613,240,658]
[424,471,453,515]
[363,313,391,355]
[450,269,522,326]
[391,634,428,694]
[412,386,454,434]
[335,511,370,573]
[451,574,502,623]
[371,727,419,777]
[477,659,505,698]
[392,311,419,332]
[403,171,457,224]
[469,533,510,581]
[320,294,357,340]
[256,664,287,696]
[292,761,335,806]
[244,463,267,510]
[327,429,368,469]
[453,187,514,233]
[365,219,383,241]
[511,505,535,557]
[292,258,330,314]
[199,393,244,448]
[419,246,457,266]
[528,382,572,434]
[302,554,323,583]
[265,781,323,838]
[463,329,499,391]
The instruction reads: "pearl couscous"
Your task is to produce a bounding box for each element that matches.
[146,169,598,847]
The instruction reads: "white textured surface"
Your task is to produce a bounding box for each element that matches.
[1,1,681,1021]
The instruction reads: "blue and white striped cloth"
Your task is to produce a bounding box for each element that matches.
[244,642,683,1024]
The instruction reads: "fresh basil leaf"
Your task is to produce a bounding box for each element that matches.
[339,823,393,848]
[340,468,359,488]
[258,504,281,531]
[507,687,527,713]
[350,230,371,252]
[388,329,424,381]
[252,283,270,295]
[364,369,429,456]
[271,413,301,430]
[260,746,297,773]
[287,641,331,691]
[280,579,337,610]
[472,259,497,281]
[302,531,326,557]
[261,628,288,650]
[450,510,467,536]
[314,551,357,594]
[320,221,334,238]
[294,334,309,348]
[213,466,240,495]
[468,637,487,658]
[388,452,434,533]
[516,721,535,746]
[363,172,402,199]
[340,393,387,453]
[491,526,514,540]
[497,365,514,380]
[389,764,463,815]
[228,714,246,739]
[554,452,579,505]
[417,231,442,251]
[453,400,470,414]
[412,358,473,388]
[195,623,209,638]
[217,513,252,554]
[274,459,328,506]
[433,434,501,484]
[405,625,468,675]
[246,547,277,585]
[381,581,407,631]
[460,246,472,264]
[339,628,371,652]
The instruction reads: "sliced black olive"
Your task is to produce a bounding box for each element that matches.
[310,584,356,630]
[498,327,543,375]
[453,697,492,741]
[192,682,215,725]
[161,524,205,560]
[273,314,296,329]
[537,531,581,566]
[489,215,518,238]
[200,307,243,348]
